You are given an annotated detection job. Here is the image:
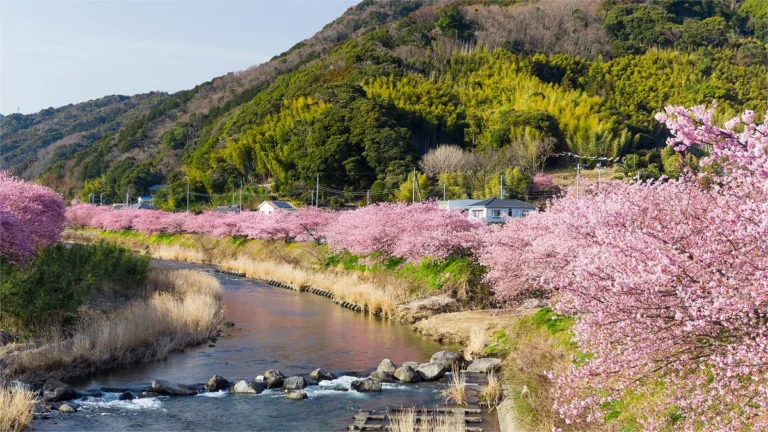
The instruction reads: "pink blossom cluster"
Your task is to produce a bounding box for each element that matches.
[324,202,479,263]
[478,107,768,429]
[0,171,65,265]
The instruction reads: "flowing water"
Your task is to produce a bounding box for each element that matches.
[33,260,465,431]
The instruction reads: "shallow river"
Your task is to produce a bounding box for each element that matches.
[33,260,461,431]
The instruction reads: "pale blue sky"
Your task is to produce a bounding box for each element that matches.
[0,0,359,114]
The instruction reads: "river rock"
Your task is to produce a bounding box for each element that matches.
[206,375,229,392]
[140,391,159,398]
[231,380,264,394]
[283,376,307,390]
[264,370,285,389]
[224,321,235,327]
[0,331,14,346]
[519,298,548,309]
[430,350,466,371]
[151,379,197,396]
[310,368,334,382]
[58,403,76,413]
[394,365,421,383]
[376,358,397,374]
[118,391,137,401]
[351,378,382,392]
[402,361,420,369]
[369,371,396,383]
[466,358,502,374]
[417,363,446,381]
[43,379,77,402]
[285,390,308,400]
[8,380,34,393]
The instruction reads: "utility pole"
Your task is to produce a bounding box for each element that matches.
[315,174,320,208]
[499,174,504,199]
[597,162,602,192]
[186,179,190,213]
[100,193,103,206]
[575,161,581,197]
[239,179,243,211]
[443,183,446,201]
[367,189,370,206]
[126,191,129,205]
[412,168,416,204]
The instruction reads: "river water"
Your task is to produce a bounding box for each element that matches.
[33,260,460,431]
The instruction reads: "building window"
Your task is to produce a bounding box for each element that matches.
[471,209,483,219]
[491,209,501,218]
[507,209,514,217]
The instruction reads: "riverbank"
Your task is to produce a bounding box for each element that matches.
[1,267,222,384]
[64,228,490,321]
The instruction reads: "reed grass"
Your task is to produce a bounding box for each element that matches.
[480,371,502,409]
[387,408,463,432]
[465,325,487,360]
[1,269,222,383]
[440,367,467,406]
[0,387,36,432]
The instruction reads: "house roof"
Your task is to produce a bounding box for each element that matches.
[129,202,155,210]
[467,198,536,209]
[260,200,296,209]
[138,196,154,201]
[438,200,480,209]
[213,205,240,213]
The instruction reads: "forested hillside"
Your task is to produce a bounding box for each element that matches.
[2,0,767,208]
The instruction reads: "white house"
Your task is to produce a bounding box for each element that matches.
[466,198,536,222]
[213,205,240,214]
[258,200,297,215]
[437,199,480,211]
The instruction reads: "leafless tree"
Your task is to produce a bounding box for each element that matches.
[419,145,475,177]
[509,136,556,175]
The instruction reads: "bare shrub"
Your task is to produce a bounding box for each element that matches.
[465,325,487,360]
[480,371,503,409]
[387,408,463,432]
[509,136,556,175]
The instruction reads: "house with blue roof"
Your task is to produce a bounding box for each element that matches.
[258,200,296,215]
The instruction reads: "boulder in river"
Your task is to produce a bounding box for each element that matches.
[309,368,334,382]
[224,321,235,327]
[417,363,446,381]
[369,371,396,383]
[230,380,265,394]
[43,379,77,402]
[402,361,420,369]
[264,370,285,389]
[466,358,502,374]
[118,391,137,401]
[140,391,159,399]
[285,390,308,400]
[206,375,229,392]
[430,350,466,370]
[58,403,76,413]
[351,378,382,392]
[283,376,307,390]
[8,380,34,393]
[376,358,397,374]
[394,365,421,383]
[151,380,198,396]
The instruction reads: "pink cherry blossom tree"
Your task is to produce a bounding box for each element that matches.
[0,171,65,264]
[478,106,768,429]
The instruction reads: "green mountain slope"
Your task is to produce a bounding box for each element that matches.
[2,0,767,207]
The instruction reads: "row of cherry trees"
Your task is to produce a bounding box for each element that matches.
[66,202,480,264]
[62,106,768,429]
[0,171,65,265]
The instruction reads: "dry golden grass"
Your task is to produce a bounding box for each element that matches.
[2,269,222,383]
[441,367,467,406]
[480,371,502,409]
[149,245,206,263]
[465,325,487,360]
[414,309,525,345]
[0,387,36,432]
[387,408,463,432]
[220,256,406,318]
